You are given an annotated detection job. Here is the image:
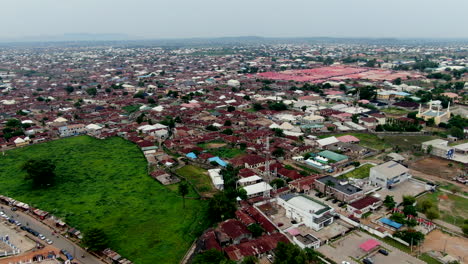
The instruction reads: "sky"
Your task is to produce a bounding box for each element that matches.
[2,0,468,40]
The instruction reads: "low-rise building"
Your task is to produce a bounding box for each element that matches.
[315,175,363,202]
[277,193,335,231]
[369,161,410,189]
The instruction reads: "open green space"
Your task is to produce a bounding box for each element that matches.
[176,165,216,194]
[319,133,391,150]
[416,191,468,228]
[339,164,374,179]
[381,107,411,116]
[0,136,208,264]
[382,135,439,151]
[206,147,245,159]
[122,104,141,114]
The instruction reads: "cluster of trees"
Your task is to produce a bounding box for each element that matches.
[2,118,28,140]
[394,229,425,245]
[82,228,109,252]
[376,118,421,132]
[417,200,440,220]
[268,101,288,111]
[22,159,56,188]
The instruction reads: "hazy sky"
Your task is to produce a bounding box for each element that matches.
[2,0,468,39]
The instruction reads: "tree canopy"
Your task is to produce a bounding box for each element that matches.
[22,159,56,188]
[82,228,109,252]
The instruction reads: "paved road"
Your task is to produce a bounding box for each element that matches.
[0,205,104,264]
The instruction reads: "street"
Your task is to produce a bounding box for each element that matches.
[0,205,104,264]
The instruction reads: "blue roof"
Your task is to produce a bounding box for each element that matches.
[380,218,402,229]
[208,156,228,167]
[186,152,197,159]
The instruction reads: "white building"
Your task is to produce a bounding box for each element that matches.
[369,161,410,189]
[208,169,224,190]
[58,124,86,137]
[277,194,334,231]
[243,182,272,198]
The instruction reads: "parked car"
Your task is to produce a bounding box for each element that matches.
[45,238,53,245]
[378,249,389,256]
[60,249,74,260]
[38,234,46,240]
[363,258,373,264]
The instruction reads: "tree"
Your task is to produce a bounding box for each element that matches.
[222,128,234,135]
[270,178,286,188]
[206,125,219,131]
[450,126,464,139]
[425,208,440,220]
[403,205,417,217]
[86,87,97,96]
[462,224,468,236]
[247,223,265,237]
[426,144,433,154]
[383,195,396,209]
[208,192,237,223]
[82,228,109,252]
[274,242,309,264]
[241,256,258,264]
[351,114,359,124]
[272,128,285,137]
[402,195,416,206]
[192,249,231,264]
[393,77,402,85]
[178,181,189,209]
[22,159,56,188]
[394,229,425,245]
[301,106,307,112]
[252,103,264,111]
[272,148,285,157]
[65,86,74,94]
[227,106,236,112]
[224,120,232,126]
[419,200,434,213]
[390,212,406,224]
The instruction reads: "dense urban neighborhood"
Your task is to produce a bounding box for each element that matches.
[0,39,467,264]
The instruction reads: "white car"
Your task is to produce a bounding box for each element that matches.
[38,234,46,240]
[342,261,351,264]
[45,238,53,245]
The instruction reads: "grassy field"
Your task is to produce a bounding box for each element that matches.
[176,165,216,195]
[319,133,391,150]
[381,107,411,116]
[382,135,439,151]
[0,136,209,264]
[340,164,374,179]
[206,147,245,159]
[416,191,468,228]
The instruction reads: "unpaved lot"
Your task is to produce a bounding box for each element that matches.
[410,157,462,180]
[421,229,468,263]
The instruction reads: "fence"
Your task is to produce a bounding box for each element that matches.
[0,236,21,257]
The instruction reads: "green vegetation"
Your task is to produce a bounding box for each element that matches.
[0,136,209,264]
[82,228,109,252]
[419,253,443,264]
[207,147,245,159]
[319,133,391,150]
[339,164,374,179]
[176,165,215,194]
[417,191,468,228]
[122,104,141,114]
[381,107,410,115]
[382,135,439,152]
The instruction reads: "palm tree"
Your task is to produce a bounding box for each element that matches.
[178,181,189,208]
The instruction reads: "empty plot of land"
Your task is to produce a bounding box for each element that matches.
[0,222,35,252]
[176,165,217,195]
[421,229,468,262]
[410,157,463,180]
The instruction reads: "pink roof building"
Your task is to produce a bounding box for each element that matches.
[336,135,360,143]
[359,239,380,252]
